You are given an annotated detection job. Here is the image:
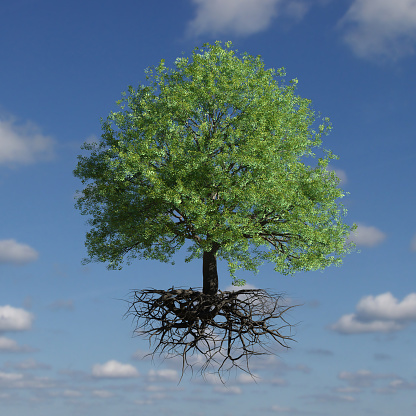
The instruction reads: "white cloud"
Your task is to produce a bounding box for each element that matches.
[329,313,404,334]
[186,0,309,38]
[0,239,39,265]
[193,371,224,386]
[91,360,139,379]
[187,0,278,37]
[0,371,54,389]
[313,393,356,403]
[388,378,416,390]
[347,223,386,247]
[338,0,416,60]
[0,336,32,352]
[330,292,416,334]
[0,117,55,166]
[132,348,153,361]
[0,337,20,352]
[148,369,179,383]
[410,233,416,251]
[0,306,34,332]
[236,373,258,384]
[248,354,279,371]
[373,378,416,394]
[356,292,416,321]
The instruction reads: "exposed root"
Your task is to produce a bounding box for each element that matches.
[126,287,297,382]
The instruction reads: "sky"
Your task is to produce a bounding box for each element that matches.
[1,0,416,415]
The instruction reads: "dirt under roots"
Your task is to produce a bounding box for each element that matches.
[126,287,297,382]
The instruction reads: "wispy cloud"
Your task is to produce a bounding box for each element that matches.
[0,239,39,265]
[235,373,258,384]
[375,378,416,394]
[347,223,386,247]
[330,292,416,334]
[0,337,33,353]
[338,369,396,389]
[91,360,139,379]
[4,358,50,370]
[0,337,21,352]
[0,116,55,166]
[310,393,356,403]
[330,314,403,333]
[0,371,54,389]
[0,372,24,383]
[337,0,416,60]
[0,306,34,332]
[186,0,309,38]
[147,369,179,383]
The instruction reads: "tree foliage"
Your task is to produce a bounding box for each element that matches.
[74,40,356,287]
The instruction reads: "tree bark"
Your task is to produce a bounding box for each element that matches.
[203,243,220,295]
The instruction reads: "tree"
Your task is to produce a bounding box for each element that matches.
[74,41,356,380]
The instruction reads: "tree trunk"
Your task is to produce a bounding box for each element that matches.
[203,243,220,295]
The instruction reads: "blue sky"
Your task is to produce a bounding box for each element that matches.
[1,0,416,415]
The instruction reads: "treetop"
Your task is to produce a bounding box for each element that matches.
[74,40,356,286]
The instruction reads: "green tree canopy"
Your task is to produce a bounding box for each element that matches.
[74,41,356,288]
